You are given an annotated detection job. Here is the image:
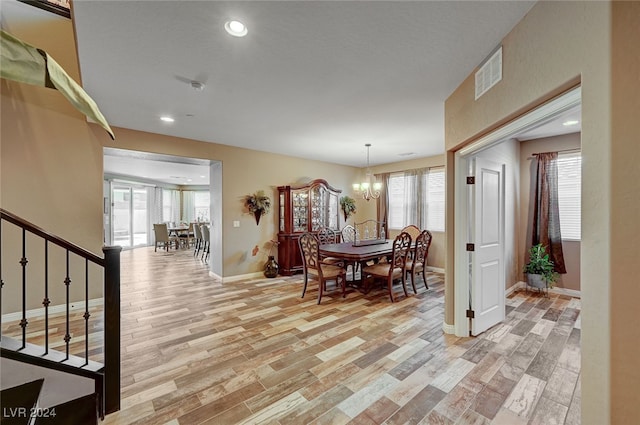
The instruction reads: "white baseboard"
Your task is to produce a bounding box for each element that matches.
[208,271,223,282]
[512,280,581,298]
[222,271,264,283]
[1,298,104,322]
[442,321,455,335]
[427,266,445,273]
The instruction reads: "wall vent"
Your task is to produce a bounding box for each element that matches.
[475,46,502,100]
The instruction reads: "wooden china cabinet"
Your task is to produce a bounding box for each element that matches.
[277,179,341,275]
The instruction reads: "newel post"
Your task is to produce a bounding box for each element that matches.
[103,245,122,415]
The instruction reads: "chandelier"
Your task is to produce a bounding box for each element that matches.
[352,144,382,201]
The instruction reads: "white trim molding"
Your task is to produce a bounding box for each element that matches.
[442,321,456,335]
[221,271,264,283]
[509,281,581,298]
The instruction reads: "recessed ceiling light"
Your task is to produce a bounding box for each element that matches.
[200,175,206,178]
[160,116,175,123]
[187,179,193,182]
[225,20,248,37]
[562,120,579,126]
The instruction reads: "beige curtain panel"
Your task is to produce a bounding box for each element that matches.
[0,30,114,139]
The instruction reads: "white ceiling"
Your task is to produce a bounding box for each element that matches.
[103,148,211,185]
[68,0,537,167]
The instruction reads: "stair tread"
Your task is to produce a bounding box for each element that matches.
[1,336,103,372]
[33,393,98,425]
[0,379,44,425]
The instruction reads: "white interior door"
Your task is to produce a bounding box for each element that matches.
[471,157,505,336]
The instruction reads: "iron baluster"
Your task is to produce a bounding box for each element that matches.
[64,250,71,360]
[0,218,3,340]
[43,241,50,355]
[84,258,90,366]
[19,228,28,349]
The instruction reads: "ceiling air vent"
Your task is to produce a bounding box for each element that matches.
[475,46,502,100]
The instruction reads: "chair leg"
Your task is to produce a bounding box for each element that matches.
[341,275,346,298]
[301,273,308,298]
[401,275,409,298]
[387,277,395,303]
[317,279,324,304]
[410,269,418,294]
[422,268,428,289]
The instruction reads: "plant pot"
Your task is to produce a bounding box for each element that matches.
[254,210,262,225]
[526,273,547,289]
[264,255,279,278]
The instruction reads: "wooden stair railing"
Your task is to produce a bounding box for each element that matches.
[0,208,122,417]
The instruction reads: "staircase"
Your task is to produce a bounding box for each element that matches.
[0,209,122,421]
[1,379,97,425]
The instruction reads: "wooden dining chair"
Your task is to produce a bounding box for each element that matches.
[298,232,346,304]
[316,226,342,266]
[200,225,210,262]
[405,230,432,293]
[153,223,178,252]
[362,231,412,302]
[179,222,195,248]
[193,223,202,256]
[341,225,356,243]
[401,225,421,243]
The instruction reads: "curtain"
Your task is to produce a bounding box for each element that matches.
[148,187,163,245]
[376,173,390,231]
[401,168,428,229]
[182,191,195,223]
[532,152,566,273]
[168,190,181,224]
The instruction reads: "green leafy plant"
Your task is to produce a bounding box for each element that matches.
[340,196,356,221]
[523,243,558,288]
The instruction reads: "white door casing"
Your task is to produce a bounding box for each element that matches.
[470,157,505,336]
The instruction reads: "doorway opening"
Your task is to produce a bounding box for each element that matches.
[454,86,582,337]
[103,148,223,277]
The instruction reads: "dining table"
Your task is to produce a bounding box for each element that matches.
[318,240,394,289]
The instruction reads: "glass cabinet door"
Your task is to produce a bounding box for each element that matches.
[310,186,325,231]
[328,192,339,230]
[292,190,308,232]
[279,193,285,232]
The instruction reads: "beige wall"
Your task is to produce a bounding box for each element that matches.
[1,9,106,312]
[519,133,581,292]
[610,2,640,422]
[101,128,361,277]
[445,1,627,423]
[370,155,446,270]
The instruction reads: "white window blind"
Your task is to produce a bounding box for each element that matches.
[557,152,581,240]
[386,168,445,232]
[426,169,445,232]
[387,173,406,229]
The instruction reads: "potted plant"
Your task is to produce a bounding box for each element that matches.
[244,190,271,225]
[523,243,558,289]
[340,196,356,222]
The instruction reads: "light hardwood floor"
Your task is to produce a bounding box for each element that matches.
[3,246,581,424]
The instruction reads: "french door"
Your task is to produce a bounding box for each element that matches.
[111,184,148,248]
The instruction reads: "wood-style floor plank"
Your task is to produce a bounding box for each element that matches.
[2,246,581,424]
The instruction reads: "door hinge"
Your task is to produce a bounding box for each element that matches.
[466,243,475,252]
[466,176,475,185]
[466,309,475,319]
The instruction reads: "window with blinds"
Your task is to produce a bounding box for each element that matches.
[557,152,581,240]
[426,169,445,231]
[387,168,445,232]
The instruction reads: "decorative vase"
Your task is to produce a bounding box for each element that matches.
[526,273,547,289]
[254,210,262,225]
[264,255,279,278]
